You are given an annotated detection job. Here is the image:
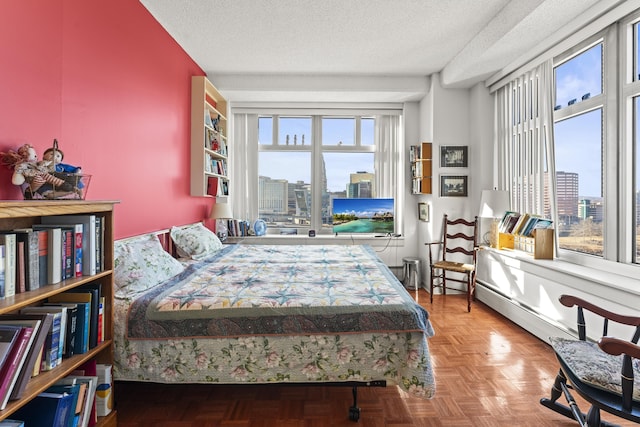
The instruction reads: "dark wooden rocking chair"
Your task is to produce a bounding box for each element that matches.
[540,294,640,426]
[426,214,479,312]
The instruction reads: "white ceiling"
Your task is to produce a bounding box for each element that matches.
[140,0,622,102]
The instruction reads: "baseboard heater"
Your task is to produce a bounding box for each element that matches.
[475,280,575,344]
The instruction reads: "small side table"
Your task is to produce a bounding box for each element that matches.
[402,257,421,291]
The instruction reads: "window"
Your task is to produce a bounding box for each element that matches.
[257,114,381,234]
[553,42,605,257]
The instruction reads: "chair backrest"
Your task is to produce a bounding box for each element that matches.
[441,214,479,262]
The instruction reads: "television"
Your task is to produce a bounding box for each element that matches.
[332,198,395,234]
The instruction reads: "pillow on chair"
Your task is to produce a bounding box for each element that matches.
[550,337,640,401]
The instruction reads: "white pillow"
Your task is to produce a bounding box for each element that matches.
[170,223,223,260]
[114,234,185,297]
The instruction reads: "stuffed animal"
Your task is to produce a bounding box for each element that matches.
[0,143,72,198]
[40,147,82,173]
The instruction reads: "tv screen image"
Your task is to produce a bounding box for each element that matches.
[332,198,395,234]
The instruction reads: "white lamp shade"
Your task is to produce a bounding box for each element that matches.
[209,202,233,219]
[478,190,510,219]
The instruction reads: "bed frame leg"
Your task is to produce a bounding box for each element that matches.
[349,386,361,422]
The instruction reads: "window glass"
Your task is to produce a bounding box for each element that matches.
[322,117,354,146]
[258,117,272,145]
[553,109,603,256]
[322,153,375,230]
[258,151,311,227]
[278,116,311,146]
[555,43,602,109]
[361,118,374,146]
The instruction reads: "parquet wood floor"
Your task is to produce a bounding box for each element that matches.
[115,291,636,426]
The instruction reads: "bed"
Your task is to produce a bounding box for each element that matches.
[112,223,435,420]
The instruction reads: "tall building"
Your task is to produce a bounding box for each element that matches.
[259,176,288,221]
[555,171,579,224]
[347,171,374,198]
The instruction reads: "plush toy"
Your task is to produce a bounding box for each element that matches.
[40,147,82,173]
[0,143,71,198]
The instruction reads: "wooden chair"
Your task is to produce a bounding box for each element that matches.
[540,294,640,426]
[426,214,479,312]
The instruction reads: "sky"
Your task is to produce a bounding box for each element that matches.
[258,117,375,193]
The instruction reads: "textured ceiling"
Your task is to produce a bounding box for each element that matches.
[140,0,619,101]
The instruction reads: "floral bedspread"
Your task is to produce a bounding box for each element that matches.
[114,245,436,399]
[126,245,431,339]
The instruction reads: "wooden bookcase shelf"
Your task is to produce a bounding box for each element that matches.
[0,200,118,427]
[410,142,432,194]
[190,76,229,198]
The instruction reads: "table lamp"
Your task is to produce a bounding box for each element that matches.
[209,202,233,241]
[478,189,510,247]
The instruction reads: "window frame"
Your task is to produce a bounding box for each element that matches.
[257,112,383,234]
[551,28,620,265]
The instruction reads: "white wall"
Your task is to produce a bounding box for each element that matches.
[414,75,494,290]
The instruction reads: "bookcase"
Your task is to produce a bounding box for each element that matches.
[191,75,229,198]
[410,142,432,194]
[0,200,117,426]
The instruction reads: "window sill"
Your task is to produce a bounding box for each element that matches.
[226,234,404,247]
[479,246,640,297]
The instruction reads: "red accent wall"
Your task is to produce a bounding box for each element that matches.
[0,0,213,238]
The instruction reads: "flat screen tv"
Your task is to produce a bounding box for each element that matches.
[332,198,395,234]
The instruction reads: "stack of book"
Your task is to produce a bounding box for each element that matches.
[10,360,112,427]
[0,215,105,297]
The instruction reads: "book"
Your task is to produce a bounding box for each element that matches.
[0,234,16,298]
[32,226,62,284]
[42,216,96,276]
[47,293,91,354]
[0,326,34,409]
[46,381,82,427]
[19,307,62,371]
[12,229,39,291]
[1,313,54,400]
[66,374,98,427]
[67,283,101,349]
[36,229,49,287]
[12,391,75,427]
[60,227,74,280]
[0,326,21,371]
[15,240,25,294]
[94,216,103,273]
[43,302,78,358]
[0,246,4,300]
[0,420,24,426]
[95,364,113,416]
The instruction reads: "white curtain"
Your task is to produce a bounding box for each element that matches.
[374,115,404,232]
[229,114,259,221]
[495,59,556,222]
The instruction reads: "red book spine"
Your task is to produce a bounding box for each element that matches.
[0,327,34,409]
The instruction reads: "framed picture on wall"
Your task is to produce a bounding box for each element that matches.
[440,145,468,168]
[440,175,468,197]
[418,202,429,222]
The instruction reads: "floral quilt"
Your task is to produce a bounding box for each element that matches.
[114,244,436,399]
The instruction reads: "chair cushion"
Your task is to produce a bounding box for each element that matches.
[433,260,475,273]
[550,337,640,402]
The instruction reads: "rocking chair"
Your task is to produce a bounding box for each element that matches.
[426,214,479,312]
[540,294,640,426]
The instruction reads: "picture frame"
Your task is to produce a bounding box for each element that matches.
[418,202,429,222]
[440,145,468,168]
[440,175,468,197]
